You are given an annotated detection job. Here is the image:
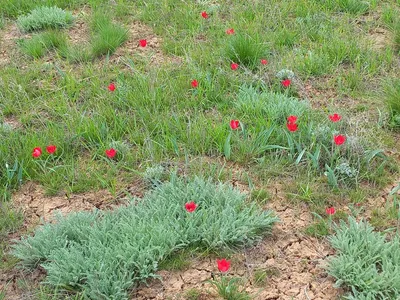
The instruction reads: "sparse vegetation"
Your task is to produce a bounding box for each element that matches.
[0,0,400,298]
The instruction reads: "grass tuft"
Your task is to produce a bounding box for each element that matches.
[225,33,266,69]
[90,12,128,58]
[19,31,67,58]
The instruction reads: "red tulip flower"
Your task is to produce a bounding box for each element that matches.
[46,145,56,154]
[287,115,298,124]
[105,148,117,158]
[185,201,198,213]
[334,135,346,145]
[108,83,116,92]
[326,207,336,215]
[260,59,268,65]
[286,122,298,132]
[191,79,198,88]
[216,259,231,272]
[230,120,240,130]
[201,11,209,19]
[139,39,147,47]
[32,147,42,158]
[281,79,291,88]
[329,113,341,122]
[231,63,239,70]
[226,28,235,35]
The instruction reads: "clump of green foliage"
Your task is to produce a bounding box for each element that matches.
[90,11,128,57]
[225,34,267,69]
[327,217,400,299]
[17,6,74,32]
[12,176,278,299]
[19,31,67,58]
[385,79,400,128]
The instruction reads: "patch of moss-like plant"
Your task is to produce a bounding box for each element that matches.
[327,217,400,299]
[17,6,74,32]
[12,176,278,299]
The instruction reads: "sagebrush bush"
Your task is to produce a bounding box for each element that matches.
[12,177,278,299]
[17,6,74,32]
[327,217,400,299]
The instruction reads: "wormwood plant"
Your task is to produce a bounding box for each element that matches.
[12,176,278,299]
[17,6,74,32]
[327,217,400,299]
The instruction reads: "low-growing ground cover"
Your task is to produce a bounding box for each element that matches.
[0,0,400,299]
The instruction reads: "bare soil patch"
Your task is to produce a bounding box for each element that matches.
[110,21,182,67]
[0,23,25,66]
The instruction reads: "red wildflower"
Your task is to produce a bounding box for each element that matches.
[105,148,117,158]
[230,120,240,130]
[287,115,298,124]
[286,122,298,132]
[231,63,239,70]
[326,207,336,215]
[260,59,268,65]
[329,113,341,122]
[32,147,42,158]
[139,39,147,47]
[281,79,291,88]
[185,201,198,213]
[46,145,56,154]
[216,259,231,272]
[191,79,198,88]
[226,28,235,35]
[108,83,116,92]
[201,11,209,19]
[333,135,346,146]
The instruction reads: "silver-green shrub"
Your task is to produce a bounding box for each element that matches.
[327,217,400,299]
[17,6,74,32]
[12,177,278,299]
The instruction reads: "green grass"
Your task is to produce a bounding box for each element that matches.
[225,33,267,69]
[19,31,68,58]
[384,79,400,128]
[90,22,128,57]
